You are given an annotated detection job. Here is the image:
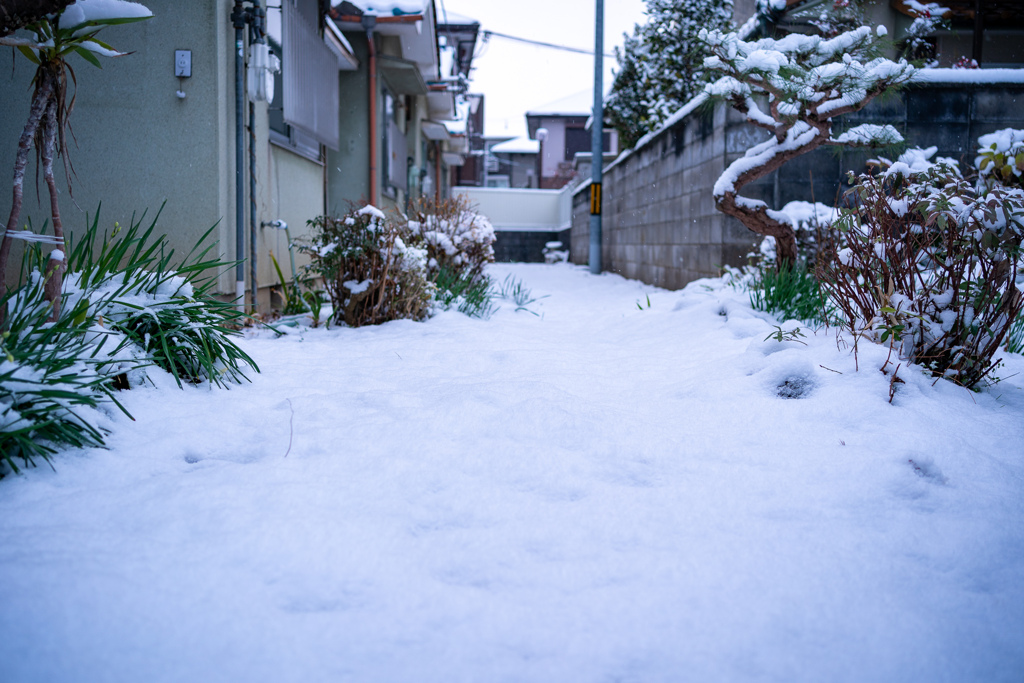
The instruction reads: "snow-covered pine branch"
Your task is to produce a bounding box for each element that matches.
[698,23,915,266]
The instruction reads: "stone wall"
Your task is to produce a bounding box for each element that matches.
[572,81,1024,290]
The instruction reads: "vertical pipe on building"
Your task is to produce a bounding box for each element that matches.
[248,1,265,313]
[232,1,247,310]
[435,141,442,201]
[363,16,378,206]
[589,0,604,275]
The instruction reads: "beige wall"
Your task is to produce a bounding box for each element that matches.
[0,0,326,311]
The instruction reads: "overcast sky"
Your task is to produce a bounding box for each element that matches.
[439,0,648,139]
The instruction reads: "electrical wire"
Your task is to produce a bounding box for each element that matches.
[482,30,615,58]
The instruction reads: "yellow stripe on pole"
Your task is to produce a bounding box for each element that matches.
[590,182,602,215]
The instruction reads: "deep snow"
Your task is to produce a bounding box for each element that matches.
[2,263,1023,682]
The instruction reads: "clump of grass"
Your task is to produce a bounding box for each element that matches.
[1006,310,1024,355]
[432,265,495,319]
[494,274,546,315]
[749,263,832,325]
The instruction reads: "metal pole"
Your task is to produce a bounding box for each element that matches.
[589,0,604,275]
[232,1,246,309]
[249,1,265,313]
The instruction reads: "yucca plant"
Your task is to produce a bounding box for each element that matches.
[21,205,259,389]
[1,280,125,474]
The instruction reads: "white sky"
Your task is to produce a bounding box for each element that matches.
[438,0,649,139]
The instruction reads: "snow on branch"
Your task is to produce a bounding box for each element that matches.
[697,24,915,266]
[830,124,904,147]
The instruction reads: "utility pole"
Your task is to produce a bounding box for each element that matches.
[589,0,603,275]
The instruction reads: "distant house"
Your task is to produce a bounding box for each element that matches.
[0,0,476,311]
[525,91,618,189]
[487,136,540,188]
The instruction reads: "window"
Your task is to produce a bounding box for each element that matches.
[268,36,321,160]
[564,127,614,161]
[281,0,339,151]
[381,88,408,196]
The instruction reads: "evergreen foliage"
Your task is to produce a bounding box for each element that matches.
[607,0,734,150]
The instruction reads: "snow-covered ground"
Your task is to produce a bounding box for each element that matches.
[2,263,1023,682]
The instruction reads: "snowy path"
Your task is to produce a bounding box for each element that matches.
[2,263,1024,682]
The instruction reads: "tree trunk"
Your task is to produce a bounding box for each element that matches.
[40,96,65,320]
[0,75,52,300]
[715,121,830,270]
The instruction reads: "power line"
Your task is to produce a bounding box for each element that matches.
[482,30,616,59]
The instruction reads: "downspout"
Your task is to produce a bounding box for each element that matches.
[249,1,265,313]
[434,141,441,201]
[232,1,247,310]
[363,15,378,206]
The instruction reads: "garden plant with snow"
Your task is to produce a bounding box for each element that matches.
[817,143,1024,389]
[698,22,914,267]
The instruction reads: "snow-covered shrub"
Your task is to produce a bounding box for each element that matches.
[698,23,915,266]
[54,211,259,389]
[818,160,1024,388]
[976,128,1024,191]
[0,281,120,474]
[898,1,949,62]
[303,205,433,327]
[408,195,495,280]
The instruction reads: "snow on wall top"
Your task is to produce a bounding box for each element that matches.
[911,68,1024,84]
[589,65,1024,190]
[491,137,540,155]
[336,0,426,17]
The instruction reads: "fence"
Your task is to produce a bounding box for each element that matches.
[456,186,574,262]
[572,76,1024,290]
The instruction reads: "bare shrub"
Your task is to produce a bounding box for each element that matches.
[302,205,433,328]
[818,158,1024,388]
[408,195,495,279]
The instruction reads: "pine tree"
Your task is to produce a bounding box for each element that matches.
[608,0,734,150]
[606,31,651,150]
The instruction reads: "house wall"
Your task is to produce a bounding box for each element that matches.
[0,1,229,290]
[538,119,567,179]
[0,0,328,311]
[572,82,1024,290]
[329,34,371,212]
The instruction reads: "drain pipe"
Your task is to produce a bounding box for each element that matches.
[248,1,265,313]
[363,15,378,206]
[231,0,247,310]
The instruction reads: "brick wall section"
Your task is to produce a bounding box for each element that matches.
[572,83,1024,290]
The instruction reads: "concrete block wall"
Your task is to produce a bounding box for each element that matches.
[572,82,1024,291]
